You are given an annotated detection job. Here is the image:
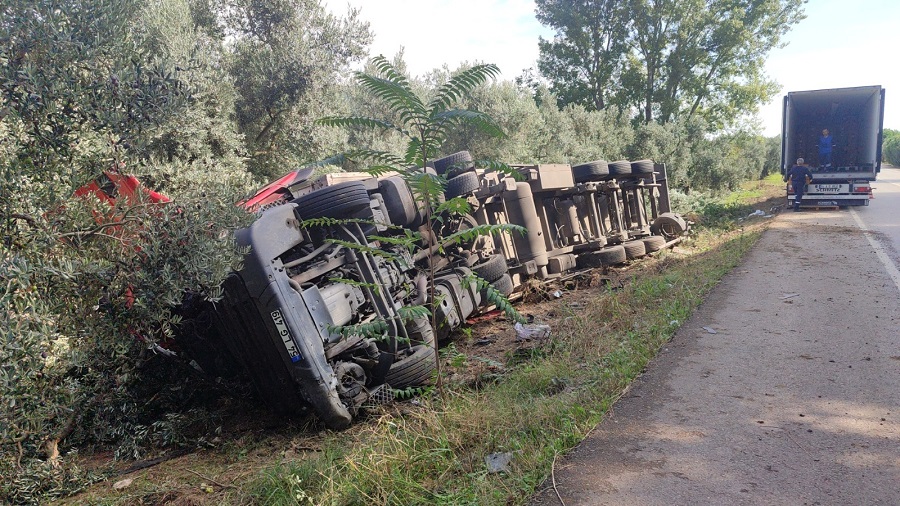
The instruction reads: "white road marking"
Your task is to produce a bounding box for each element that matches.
[850,208,900,294]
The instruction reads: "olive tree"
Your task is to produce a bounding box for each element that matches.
[1,1,252,501]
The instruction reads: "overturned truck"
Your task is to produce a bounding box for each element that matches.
[213,153,688,429]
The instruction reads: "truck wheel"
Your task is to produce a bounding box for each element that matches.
[630,159,655,175]
[385,345,436,389]
[596,245,627,265]
[572,160,610,183]
[445,172,480,199]
[640,235,667,252]
[293,181,372,220]
[434,151,475,177]
[490,273,515,296]
[650,212,688,239]
[405,317,436,347]
[608,160,632,177]
[379,176,419,228]
[472,253,508,282]
[623,240,646,259]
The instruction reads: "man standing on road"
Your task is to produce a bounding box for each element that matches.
[785,158,814,211]
[819,128,834,169]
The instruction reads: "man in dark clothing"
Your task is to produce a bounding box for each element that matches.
[784,157,813,211]
[819,128,834,169]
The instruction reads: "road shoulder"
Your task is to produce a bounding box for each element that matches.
[531,217,900,505]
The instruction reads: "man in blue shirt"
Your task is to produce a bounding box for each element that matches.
[784,158,813,211]
[818,128,834,169]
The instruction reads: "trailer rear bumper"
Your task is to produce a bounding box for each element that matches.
[788,196,870,207]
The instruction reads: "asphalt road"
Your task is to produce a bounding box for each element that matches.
[864,164,900,258]
[531,171,900,505]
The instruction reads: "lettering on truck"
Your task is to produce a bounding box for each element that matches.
[811,184,843,193]
[271,309,302,362]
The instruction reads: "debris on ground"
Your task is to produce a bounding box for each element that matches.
[743,209,773,220]
[485,452,513,473]
[112,478,133,490]
[514,322,552,341]
[702,326,718,334]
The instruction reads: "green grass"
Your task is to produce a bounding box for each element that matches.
[57,184,777,506]
[242,226,762,505]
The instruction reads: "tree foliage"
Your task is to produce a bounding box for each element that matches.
[884,128,900,166]
[536,0,630,111]
[1,1,253,501]
[223,0,372,178]
[535,0,806,126]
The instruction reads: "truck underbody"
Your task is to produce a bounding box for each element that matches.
[210,154,688,429]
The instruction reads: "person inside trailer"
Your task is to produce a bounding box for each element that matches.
[818,128,834,169]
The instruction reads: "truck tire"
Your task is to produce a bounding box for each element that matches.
[385,344,436,389]
[596,245,627,265]
[650,212,688,239]
[608,160,632,177]
[640,235,666,252]
[572,160,610,183]
[379,176,420,228]
[630,159,655,175]
[434,151,475,177]
[445,172,480,199]
[489,273,514,297]
[623,239,646,259]
[293,181,372,220]
[472,253,508,282]
[405,317,436,347]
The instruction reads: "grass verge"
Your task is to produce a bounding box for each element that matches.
[240,237,766,504]
[59,177,783,505]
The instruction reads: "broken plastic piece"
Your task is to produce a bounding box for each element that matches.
[515,322,552,341]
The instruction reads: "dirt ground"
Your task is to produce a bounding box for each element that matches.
[531,213,900,505]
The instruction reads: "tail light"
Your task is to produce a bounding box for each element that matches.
[853,185,871,193]
[787,183,794,195]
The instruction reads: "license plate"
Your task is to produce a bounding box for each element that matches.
[271,309,302,362]
[811,184,847,194]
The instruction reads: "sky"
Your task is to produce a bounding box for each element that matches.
[323,0,899,136]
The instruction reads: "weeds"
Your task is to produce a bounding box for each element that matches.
[238,225,762,505]
[62,179,779,505]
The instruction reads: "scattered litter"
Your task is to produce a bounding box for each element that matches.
[780,293,800,300]
[702,326,718,334]
[113,478,133,490]
[552,290,563,298]
[743,209,773,220]
[485,452,513,473]
[514,322,552,341]
[474,338,495,346]
[669,320,679,326]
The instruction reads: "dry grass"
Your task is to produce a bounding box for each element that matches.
[58,178,784,505]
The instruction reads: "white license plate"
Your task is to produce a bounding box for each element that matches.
[811,184,848,194]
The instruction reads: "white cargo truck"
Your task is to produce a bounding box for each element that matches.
[781,85,886,207]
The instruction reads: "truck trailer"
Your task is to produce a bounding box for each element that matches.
[781,85,885,207]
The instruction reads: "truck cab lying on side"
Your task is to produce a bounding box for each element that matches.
[211,153,688,429]
[781,85,885,208]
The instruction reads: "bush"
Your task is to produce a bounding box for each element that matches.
[0,2,254,502]
[883,135,900,166]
